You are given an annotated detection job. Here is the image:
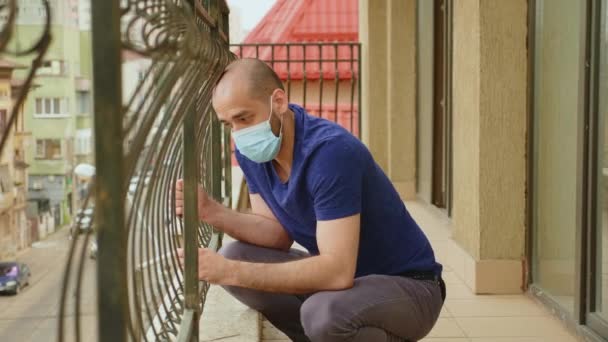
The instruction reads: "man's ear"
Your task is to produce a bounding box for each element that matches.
[273,89,289,114]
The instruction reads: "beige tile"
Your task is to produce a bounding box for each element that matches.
[455,316,574,338]
[463,252,477,290]
[447,239,467,283]
[445,282,476,299]
[442,271,465,285]
[427,318,466,338]
[470,337,577,342]
[433,240,450,263]
[439,306,452,318]
[445,297,548,317]
[421,339,470,342]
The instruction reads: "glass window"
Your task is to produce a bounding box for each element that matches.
[53,98,60,114]
[35,139,44,158]
[35,139,62,159]
[532,0,586,315]
[44,98,51,114]
[77,92,90,114]
[594,0,608,323]
[35,98,42,114]
[50,140,61,159]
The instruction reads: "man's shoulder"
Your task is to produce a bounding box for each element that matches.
[304,133,370,171]
[314,134,362,153]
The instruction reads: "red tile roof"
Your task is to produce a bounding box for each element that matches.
[243,0,357,43]
[234,0,358,80]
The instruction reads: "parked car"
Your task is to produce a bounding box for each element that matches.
[0,262,31,295]
[70,207,94,237]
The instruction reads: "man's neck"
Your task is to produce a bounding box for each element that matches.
[273,109,295,182]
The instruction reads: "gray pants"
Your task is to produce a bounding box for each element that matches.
[218,241,444,342]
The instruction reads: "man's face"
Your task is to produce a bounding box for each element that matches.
[212,80,272,132]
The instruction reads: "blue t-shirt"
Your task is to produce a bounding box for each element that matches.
[236,104,442,278]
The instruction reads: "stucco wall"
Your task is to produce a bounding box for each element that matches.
[452,0,527,261]
[359,0,389,171]
[359,0,417,199]
[452,0,482,260]
[478,0,527,260]
[387,0,417,199]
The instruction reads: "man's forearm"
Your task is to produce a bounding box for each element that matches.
[224,255,354,294]
[205,202,292,250]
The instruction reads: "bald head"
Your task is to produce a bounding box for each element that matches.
[212,58,289,133]
[216,58,284,103]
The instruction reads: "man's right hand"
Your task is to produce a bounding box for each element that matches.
[175,179,217,222]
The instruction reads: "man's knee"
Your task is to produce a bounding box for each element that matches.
[300,292,351,341]
[217,241,254,261]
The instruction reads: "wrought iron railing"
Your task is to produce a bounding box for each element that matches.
[57,1,233,341]
[231,42,361,137]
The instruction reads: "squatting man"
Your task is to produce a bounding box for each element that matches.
[175,58,445,342]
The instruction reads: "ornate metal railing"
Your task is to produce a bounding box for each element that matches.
[58,1,233,341]
[231,42,361,137]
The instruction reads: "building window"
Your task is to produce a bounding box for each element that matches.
[75,129,92,155]
[34,97,69,117]
[531,0,585,316]
[77,91,90,115]
[35,139,62,160]
[36,60,68,76]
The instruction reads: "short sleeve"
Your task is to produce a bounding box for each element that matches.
[307,139,364,221]
[235,150,259,194]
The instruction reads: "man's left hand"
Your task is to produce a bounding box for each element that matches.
[177,248,230,284]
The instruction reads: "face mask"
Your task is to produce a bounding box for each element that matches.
[232,96,283,163]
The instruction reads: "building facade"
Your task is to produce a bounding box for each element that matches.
[0,61,33,260]
[8,0,93,228]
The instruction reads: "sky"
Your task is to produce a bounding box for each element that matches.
[226,0,276,31]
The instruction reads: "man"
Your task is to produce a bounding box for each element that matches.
[175,58,445,342]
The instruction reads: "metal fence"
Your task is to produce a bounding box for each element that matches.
[57,1,233,341]
[231,42,361,137]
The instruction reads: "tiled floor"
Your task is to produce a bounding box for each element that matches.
[262,200,581,342]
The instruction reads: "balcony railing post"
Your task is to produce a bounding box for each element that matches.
[211,113,223,212]
[182,103,200,341]
[91,0,128,341]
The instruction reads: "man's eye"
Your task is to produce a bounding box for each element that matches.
[238,117,248,122]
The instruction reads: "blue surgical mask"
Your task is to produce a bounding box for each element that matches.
[232,96,283,163]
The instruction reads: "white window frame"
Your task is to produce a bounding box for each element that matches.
[35,139,63,160]
[76,91,91,116]
[75,129,92,156]
[34,97,70,118]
